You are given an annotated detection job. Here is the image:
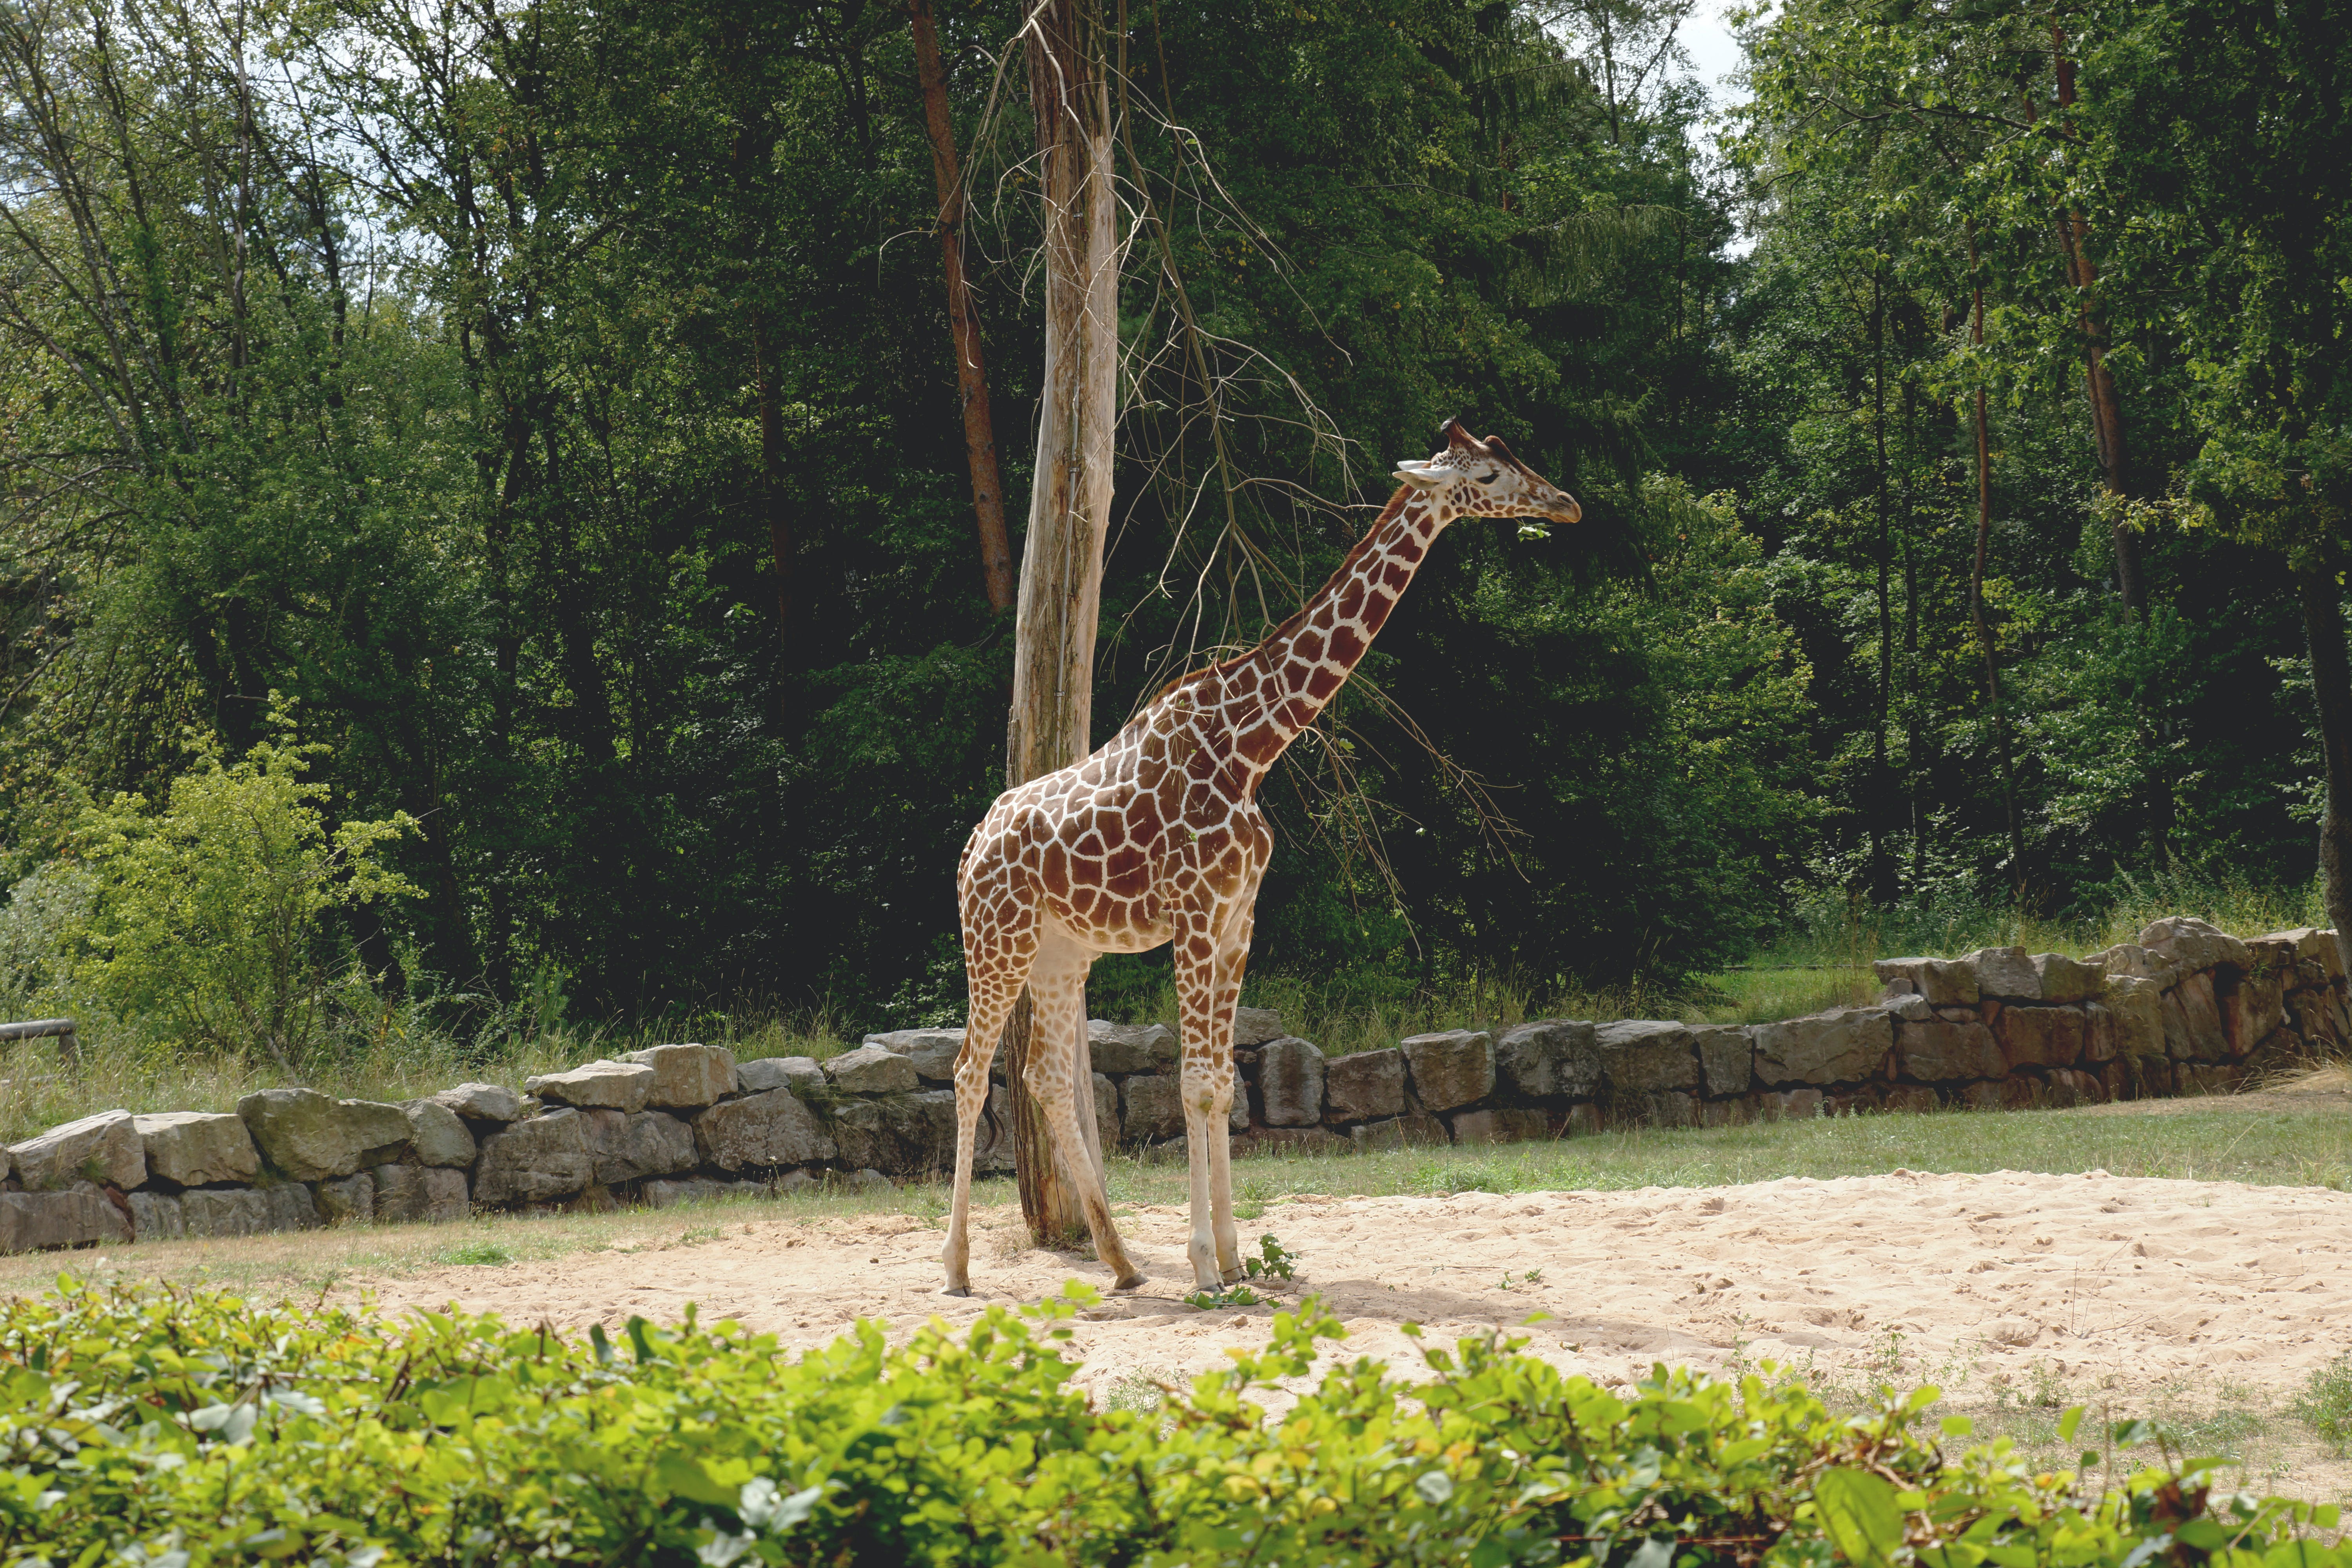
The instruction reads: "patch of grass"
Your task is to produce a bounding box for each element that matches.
[2294,1352,2352,1456]
[1102,1372,1165,1416]
[440,1240,514,1266]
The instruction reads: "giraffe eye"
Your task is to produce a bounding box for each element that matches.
[1475,470,1499,483]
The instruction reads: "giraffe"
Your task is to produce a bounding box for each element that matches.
[943,419,1583,1294]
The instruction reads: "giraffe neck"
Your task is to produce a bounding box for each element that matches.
[1226,486,1447,773]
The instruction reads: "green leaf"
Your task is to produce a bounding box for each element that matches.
[1815,1466,1906,1568]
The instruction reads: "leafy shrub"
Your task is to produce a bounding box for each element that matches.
[55,711,416,1065]
[0,1278,2339,1567]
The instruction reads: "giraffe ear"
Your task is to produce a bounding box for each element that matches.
[1394,462,1445,490]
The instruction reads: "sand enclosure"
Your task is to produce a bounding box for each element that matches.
[344,1168,2352,1496]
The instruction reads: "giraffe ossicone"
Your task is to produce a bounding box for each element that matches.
[942,419,1583,1295]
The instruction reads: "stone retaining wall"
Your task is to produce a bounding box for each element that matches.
[0,916,2337,1252]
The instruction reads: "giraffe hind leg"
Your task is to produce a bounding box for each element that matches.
[1027,932,1144,1289]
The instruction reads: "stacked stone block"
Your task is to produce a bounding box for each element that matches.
[0,916,2337,1254]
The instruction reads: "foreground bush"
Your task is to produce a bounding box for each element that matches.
[0,1279,2336,1567]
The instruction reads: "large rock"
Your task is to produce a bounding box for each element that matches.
[473,1110,596,1205]
[1693,1027,1755,1097]
[2085,942,2183,990]
[431,1082,531,1124]
[1494,1020,1600,1099]
[1970,947,2042,1000]
[401,1100,477,1168]
[2263,927,2347,980]
[2291,988,2344,1049]
[739,1056,825,1095]
[1119,1075,1243,1143]
[316,1172,374,1224]
[2222,971,2285,1058]
[822,1044,919,1095]
[133,1111,260,1188]
[524,1060,653,1114]
[181,1187,271,1238]
[1896,1020,2000,1082]
[2102,975,2167,1057]
[373,1163,469,1224]
[621,1043,739,1108]
[261,1183,319,1232]
[1258,1038,1325,1126]
[0,1184,129,1251]
[694,1089,838,1171]
[1232,1007,1285,1047]
[1871,956,1979,1005]
[581,1109,699,1185]
[236,1089,410,1181]
[1751,1008,1893,1086]
[11,1110,144,1192]
[1451,1107,1551,1146]
[1400,1031,1495,1112]
[2169,972,2227,1059]
[1995,1006,2084,1070]
[128,1190,183,1241]
[866,1029,967,1082]
[833,1091,958,1173]
[1091,1073,1120,1146]
[2033,954,2105,1005]
[1086,1020,1176,1075]
[1592,1020,1698,1093]
[1323,1049,1406,1121]
[2138,916,2252,975]
[2082,1004,2118,1064]
[1120,1074,1182,1143]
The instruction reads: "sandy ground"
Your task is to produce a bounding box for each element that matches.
[341,1168,2352,1495]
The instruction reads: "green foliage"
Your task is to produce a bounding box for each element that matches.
[0,1277,2341,1567]
[51,715,416,1065]
[1241,1232,1300,1280]
[2292,1352,2352,1457]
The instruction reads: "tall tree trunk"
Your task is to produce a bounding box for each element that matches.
[1004,0,1116,1247]
[1870,259,1894,903]
[911,0,1014,613]
[2299,567,2352,974]
[750,314,789,639]
[2048,31,2146,619]
[1965,224,2027,880]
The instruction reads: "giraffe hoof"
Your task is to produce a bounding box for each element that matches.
[941,1284,973,1298]
[1112,1271,1147,1292]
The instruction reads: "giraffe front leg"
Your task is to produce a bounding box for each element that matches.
[1207,915,1252,1284]
[1174,913,1231,1290]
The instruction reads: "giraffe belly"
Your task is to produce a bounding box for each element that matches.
[1045,905,1175,956]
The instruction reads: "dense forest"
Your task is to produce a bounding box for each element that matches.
[0,0,2346,1059]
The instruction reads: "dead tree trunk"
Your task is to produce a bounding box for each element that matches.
[2048,31,2145,619]
[2299,567,2352,976]
[910,0,1014,613]
[1002,0,1117,1247]
[1965,223,2027,881]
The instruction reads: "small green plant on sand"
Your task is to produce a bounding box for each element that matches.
[1240,1232,1298,1281]
[1183,1284,1263,1311]
[2295,1351,2352,1454]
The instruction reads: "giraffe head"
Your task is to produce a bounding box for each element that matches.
[1393,418,1583,527]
